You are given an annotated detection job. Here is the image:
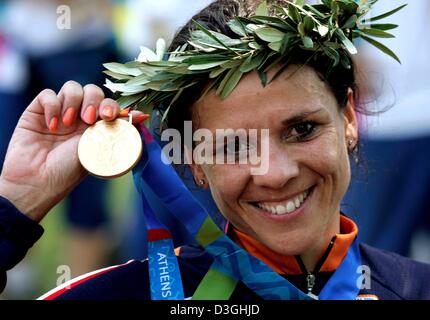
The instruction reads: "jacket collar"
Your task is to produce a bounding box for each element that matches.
[227,215,358,275]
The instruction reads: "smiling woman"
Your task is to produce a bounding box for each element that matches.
[1,0,430,301]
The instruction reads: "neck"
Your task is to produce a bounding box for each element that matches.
[299,214,340,272]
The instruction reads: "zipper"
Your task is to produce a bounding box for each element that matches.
[306,273,317,299]
[295,236,336,298]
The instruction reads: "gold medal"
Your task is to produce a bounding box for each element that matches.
[78,118,143,179]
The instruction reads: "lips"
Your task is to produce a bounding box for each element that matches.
[253,187,313,215]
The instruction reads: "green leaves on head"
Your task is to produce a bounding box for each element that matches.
[103,0,405,127]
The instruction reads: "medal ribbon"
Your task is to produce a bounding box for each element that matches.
[134,124,361,300]
[133,131,184,300]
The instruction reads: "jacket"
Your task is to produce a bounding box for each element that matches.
[1,195,430,300]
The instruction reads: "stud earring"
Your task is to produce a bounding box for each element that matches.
[199,179,205,186]
[347,139,360,165]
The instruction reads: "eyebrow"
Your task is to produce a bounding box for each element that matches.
[281,108,325,126]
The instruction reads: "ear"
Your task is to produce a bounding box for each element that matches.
[184,144,209,188]
[343,88,359,150]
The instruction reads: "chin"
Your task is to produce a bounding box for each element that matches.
[259,231,315,256]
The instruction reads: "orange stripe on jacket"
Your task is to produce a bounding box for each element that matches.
[228,215,358,275]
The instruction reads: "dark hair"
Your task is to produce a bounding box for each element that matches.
[161,0,363,144]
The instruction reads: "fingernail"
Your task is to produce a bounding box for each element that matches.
[49,117,58,133]
[119,107,131,118]
[102,106,113,119]
[134,114,150,123]
[62,108,77,127]
[83,105,97,124]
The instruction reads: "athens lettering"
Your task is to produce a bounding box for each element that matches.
[148,239,183,300]
[157,252,172,298]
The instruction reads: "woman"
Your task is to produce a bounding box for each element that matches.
[1,0,430,300]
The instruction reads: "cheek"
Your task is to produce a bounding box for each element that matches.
[303,129,350,188]
[203,165,250,213]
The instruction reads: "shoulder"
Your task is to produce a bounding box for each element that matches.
[39,245,214,300]
[359,243,430,300]
[39,260,150,300]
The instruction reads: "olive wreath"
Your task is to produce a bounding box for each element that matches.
[104,0,405,124]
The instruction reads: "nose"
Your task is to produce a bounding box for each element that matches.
[251,145,299,190]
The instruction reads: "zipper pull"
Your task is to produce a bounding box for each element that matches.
[306,273,318,300]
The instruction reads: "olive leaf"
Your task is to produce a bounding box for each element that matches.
[103,70,133,81]
[240,53,266,73]
[209,67,226,78]
[220,67,244,99]
[335,29,357,54]
[188,61,230,71]
[103,63,142,77]
[254,26,285,42]
[304,16,315,34]
[342,15,358,29]
[302,36,314,49]
[269,41,283,52]
[288,4,301,24]
[192,20,242,54]
[365,23,398,31]
[298,22,306,37]
[365,4,407,22]
[360,28,395,38]
[116,94,145,109]
[360,34,401,63]
[252,16,296,32]
[227,18,248,37]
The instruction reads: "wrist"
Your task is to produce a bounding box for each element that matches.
[0,177,51,222]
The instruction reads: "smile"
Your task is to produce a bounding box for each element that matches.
[253,187,314,216]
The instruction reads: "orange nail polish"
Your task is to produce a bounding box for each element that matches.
[63,108,77,127]
[83,105,97,124]
[49,117,58,133]
[134,114,150,123]
[102,106,113,118]
[119,107,131,118]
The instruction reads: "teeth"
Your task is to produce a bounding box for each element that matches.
[276,205,286,215]
[256,188,311,215]
[286,201,295,213]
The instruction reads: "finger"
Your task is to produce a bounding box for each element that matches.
[81,84,105,125]
[32,89,62,133]
[99,98,120,121]
[117,109,150,124]
[58,81,84,127]
[130,110,150,124]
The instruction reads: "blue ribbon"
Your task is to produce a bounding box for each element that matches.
[133,137,184,300]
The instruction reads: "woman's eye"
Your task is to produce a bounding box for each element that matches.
[285,122,317,141]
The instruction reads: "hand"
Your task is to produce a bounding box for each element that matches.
[0,81,148,222]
